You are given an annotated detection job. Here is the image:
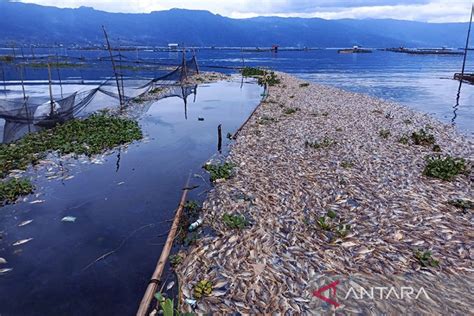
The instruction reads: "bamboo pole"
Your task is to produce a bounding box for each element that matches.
[55,52,64,98]
[102,25,124,110]
[137,175,191,316]
[458,4,473,87]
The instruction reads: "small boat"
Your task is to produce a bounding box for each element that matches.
[454,73,474,84]
[338,46,372,54]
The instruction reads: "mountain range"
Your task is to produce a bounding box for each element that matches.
[0,0,470,48]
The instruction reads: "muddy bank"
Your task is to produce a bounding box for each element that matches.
[175,72,473,314]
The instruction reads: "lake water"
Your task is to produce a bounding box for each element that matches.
[0,47,473,315]
[1,48,472,134]
[0,78,263,315]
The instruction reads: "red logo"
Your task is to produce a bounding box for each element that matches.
[313,280,340,307]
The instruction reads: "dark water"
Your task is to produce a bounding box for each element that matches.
[0,78,263,315]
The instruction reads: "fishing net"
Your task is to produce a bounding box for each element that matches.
[0,55,199,143]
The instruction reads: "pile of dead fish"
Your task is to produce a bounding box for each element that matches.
[175,72,474,314]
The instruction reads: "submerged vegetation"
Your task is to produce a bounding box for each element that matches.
[0,178,34,205]
[0,113,142,178]
[423,156,467,181]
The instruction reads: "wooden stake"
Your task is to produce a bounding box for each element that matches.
[217,124,222,153]
[47,63,55,116]
[18,65,31,132]
[137,175,191,316]
[1,63,6,95]
[102,25,124,110]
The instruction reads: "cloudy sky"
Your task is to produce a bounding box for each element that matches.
[14,0,474,22]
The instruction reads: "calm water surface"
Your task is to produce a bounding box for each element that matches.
[0,78,263,315]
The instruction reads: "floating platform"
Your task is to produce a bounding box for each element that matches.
[384,47,464,55]
[338,48,372,54]
[454,73,474,84]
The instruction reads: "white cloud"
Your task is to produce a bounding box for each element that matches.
[14,0,474,22]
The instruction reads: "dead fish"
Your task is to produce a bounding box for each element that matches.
[13,238,33,246]
[0,258,7,264]
[166,281,175,291]
[61,216,77,223]
[0,268,13,274]
[63,175,75,180]
[29,200,44,204]
[18,220,33,227]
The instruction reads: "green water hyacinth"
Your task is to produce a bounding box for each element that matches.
[423,156,467,181]
[0,178,34,205]
[0,114,143,178]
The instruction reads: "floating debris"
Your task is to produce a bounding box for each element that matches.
[29,200,45,204]
[0,268,13,274]
[0,257,7,264]
[18,220,33,227]
[13,238,33,246]
[61,216,77,223]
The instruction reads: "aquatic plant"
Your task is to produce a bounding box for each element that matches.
[335,127,343,132]
[299,83,310,87]
[340,161,354,169]
[0,55,14,63]
[423,156,466,181]
[432,144,442,152]
[154,292,174,316]
[169,254,183,267]
[184,200,200,212]
[226,132,233,139]
[448,199,474,211]
[322,112,329,117]
[0,113,142,178]
[283,107,298,115]
[372,109,383,114]
[241,67,265,77]
[0,178,34,205]
[258,72,281,86]
[222,213,248,229]
[379,129,391,139]
[317,216,331,230]
[257,115,276,125]
[29,62,84,69]
[203,162,235,182]
[398,136,409,144]
[403,119,413,124]
[336,223,351,238]
[414,250,439,268]
[149,87,164,94]
[411,129,435,146]
[327,210,337,219]
[193,280,213,299]
[305,137,335,149]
